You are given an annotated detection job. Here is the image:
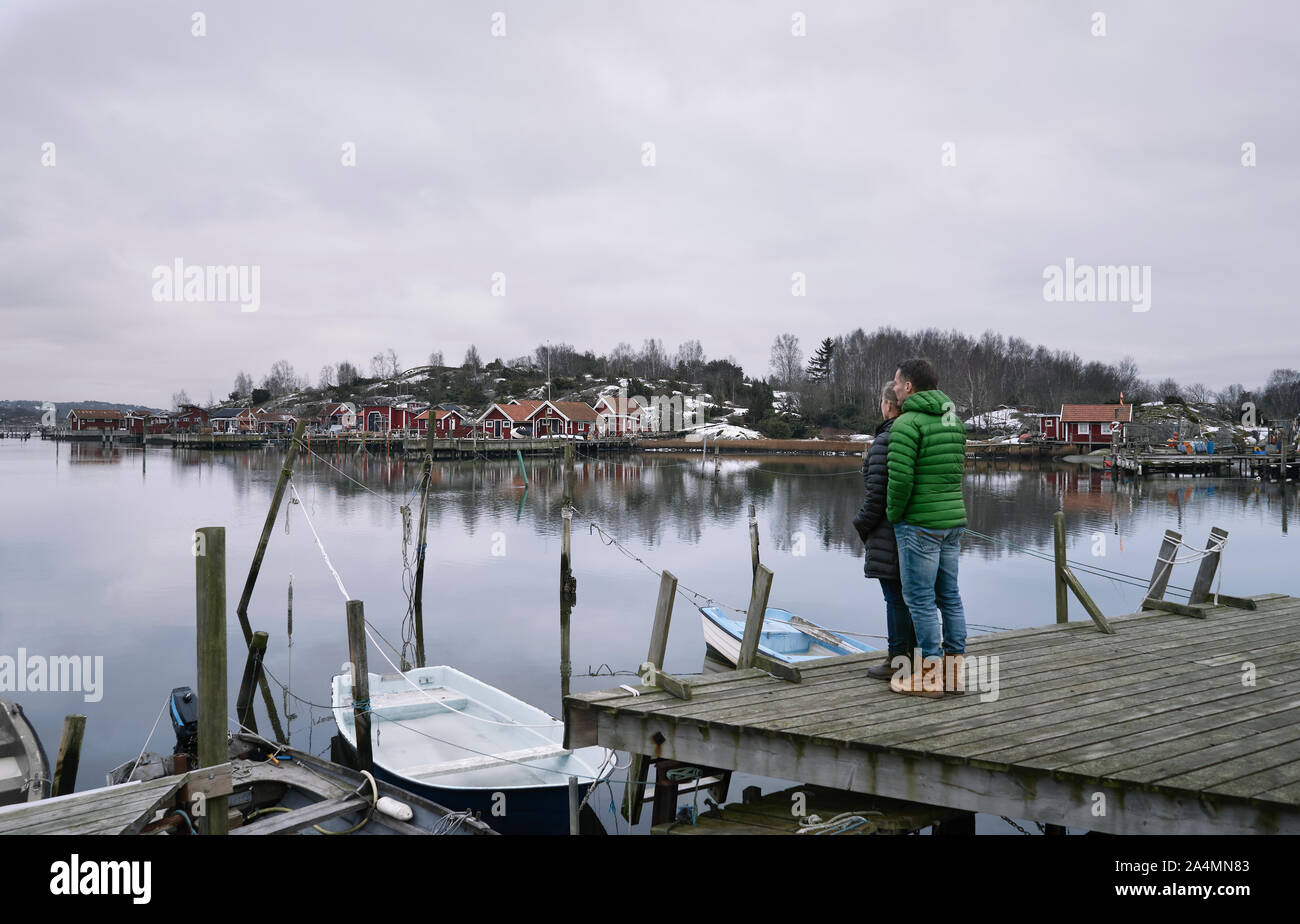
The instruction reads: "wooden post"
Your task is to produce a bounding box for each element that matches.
[1053,511,1068,624]
[51,714,86,797]
[1143,529,1182,609]
[563,443,575,507]
[346,600,373,774]
[623,570,678,825]
[568,776,580,835]
[235,630,269,735]
[232,419,306,744]
[738,565,775,670]
[749,504,760,578]
[195,525,228,835]
[412,416,437,668]
[1188,527,1230,605]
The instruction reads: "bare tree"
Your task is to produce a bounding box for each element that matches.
[674,339,705,381]
[172,389,191,410]
[319,365,335,389]
[263,360,299,398]
[769,333,802,388]
[428,350,444,369]
[232,371,253,397]
[463,345,482,375]
[336,361,359,386]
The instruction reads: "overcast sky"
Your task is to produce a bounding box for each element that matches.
[3,0,1297,408]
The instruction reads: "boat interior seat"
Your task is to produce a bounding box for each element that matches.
[759,627,813,654]
[0,756,25,798]
[366,687,470,720]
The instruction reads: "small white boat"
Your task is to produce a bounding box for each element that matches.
[332,666,614,834]
[699,605,875,665]
[1,699,49,806]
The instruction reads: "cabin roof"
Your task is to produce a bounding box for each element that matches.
[1061,404,1133,423]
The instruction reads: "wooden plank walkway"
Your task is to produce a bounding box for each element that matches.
[565,593,1300,834]
[0,774,189,835]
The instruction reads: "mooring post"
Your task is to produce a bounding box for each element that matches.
[749,504,760,578]
[1142,529,1182,609]
[51,714,86,797]
[568,776,580,835]
[195,525,228,835]
[235,630,269,735]
[1053,511,1068,623]
[232,419,306,744]
[412,417,437,668]
[738,564,775,670]
[1188,527,1230,605]
[346,600,373,774]
[622,570,678,825]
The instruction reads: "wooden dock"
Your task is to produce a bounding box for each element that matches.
[1114,448,1298,479]
[0,772,197,835]
[565,593,1300,835]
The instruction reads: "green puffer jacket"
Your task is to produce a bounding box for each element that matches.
[885,389,967,528]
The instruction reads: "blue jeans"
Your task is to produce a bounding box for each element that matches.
[893,524,966,658]
[877,578,917,658]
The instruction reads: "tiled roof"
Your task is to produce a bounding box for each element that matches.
[209,407,250,419]
[70,408,123,418]
[547,401,598,421]
[1061,404,1133,423]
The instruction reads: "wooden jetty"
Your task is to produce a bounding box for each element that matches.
[565,522,1300,835]
[1114,448,1298,479]
[567,594,1300,834]
[0,770,202,835]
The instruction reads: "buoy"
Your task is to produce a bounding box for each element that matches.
[376,796,414,822]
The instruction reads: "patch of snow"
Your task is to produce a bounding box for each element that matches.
[684,423,761,441]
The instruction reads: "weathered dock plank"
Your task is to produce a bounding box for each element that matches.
[0,774,189,835]
[564,594,1300,834]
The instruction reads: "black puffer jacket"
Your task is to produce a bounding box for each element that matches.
[852,418,900,580]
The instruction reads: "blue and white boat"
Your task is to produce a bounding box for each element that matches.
[699,605,875,665]
[331,666,614,835]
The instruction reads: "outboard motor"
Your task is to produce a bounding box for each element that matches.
[170,687,199,756]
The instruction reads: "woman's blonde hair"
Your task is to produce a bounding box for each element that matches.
[881,381,900,410]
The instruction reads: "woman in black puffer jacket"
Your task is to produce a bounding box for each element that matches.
[853,382,917,678]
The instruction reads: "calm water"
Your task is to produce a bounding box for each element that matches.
[2,438,1296,833]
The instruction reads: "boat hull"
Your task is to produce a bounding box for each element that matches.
[331,733,593,835]
[331,666,613,835]
[698,606,875,665]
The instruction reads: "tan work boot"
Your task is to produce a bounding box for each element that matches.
[890,656,944,698]
[943,653,966,695]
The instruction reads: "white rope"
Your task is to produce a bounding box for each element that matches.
[125,695,170,781]
[288,480,351,601]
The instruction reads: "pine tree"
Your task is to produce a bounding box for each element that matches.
[806,337,834,382]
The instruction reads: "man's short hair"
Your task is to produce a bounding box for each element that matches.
[897,358,938,392]
[881,381,900,408]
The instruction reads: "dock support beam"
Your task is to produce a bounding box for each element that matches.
[195,525,229,835]
[623,570,678,825]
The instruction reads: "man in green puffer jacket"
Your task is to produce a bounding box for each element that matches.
[886,358,968,696]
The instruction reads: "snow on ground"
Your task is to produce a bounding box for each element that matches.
[848,433,871,441]
[683,422,761,441]
[965,407,1019,428]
